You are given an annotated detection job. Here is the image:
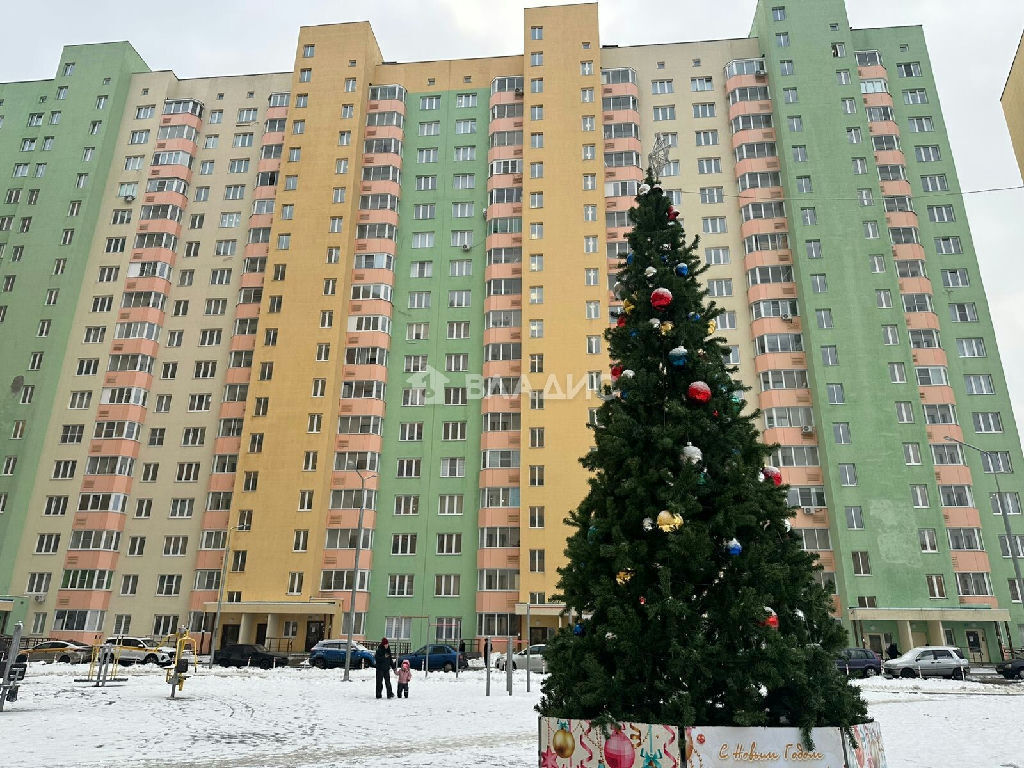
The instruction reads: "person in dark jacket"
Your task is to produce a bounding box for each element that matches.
[886,641,899,660]
[375,637,396,699]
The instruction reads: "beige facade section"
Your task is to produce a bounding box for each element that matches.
[10,70,290,646]
[603,39,761,394]
[1002,32,1024,177]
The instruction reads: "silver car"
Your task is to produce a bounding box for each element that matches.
[883,646,970,679]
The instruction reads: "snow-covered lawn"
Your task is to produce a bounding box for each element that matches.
[3,663,1023,767]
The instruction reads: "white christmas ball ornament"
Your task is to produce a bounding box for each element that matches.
[682,442,703,464]
[644,266,657,278]
[638,183,651,194]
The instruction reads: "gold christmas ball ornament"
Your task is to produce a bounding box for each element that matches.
[616,568,635,585]
[671,513,684,530]
[552,725,576,759]
[707,319,717,335]
[659,321,675,336]
[623,298,636,314]
[656,510,675,532]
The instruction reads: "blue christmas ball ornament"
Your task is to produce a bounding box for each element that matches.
[726,537,742,556]
[688,312,701,322]
[668,345,689,367]
[675,263,689,277]
[573,622,584,636]
[626,253,635,265]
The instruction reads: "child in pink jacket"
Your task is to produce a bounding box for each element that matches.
[396,659,412,698]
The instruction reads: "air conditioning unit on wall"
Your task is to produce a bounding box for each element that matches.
[800,425,815,435]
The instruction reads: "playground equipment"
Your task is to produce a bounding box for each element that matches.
[165,629,198,698]
[0,622,27,712]
[74,642,128,686]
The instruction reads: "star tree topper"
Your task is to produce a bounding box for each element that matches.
[647,132,672,182]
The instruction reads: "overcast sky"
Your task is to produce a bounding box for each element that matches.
[3,0,1024,435]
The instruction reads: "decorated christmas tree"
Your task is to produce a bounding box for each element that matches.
[538,143,867,737]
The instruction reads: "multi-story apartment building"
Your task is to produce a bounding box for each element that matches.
[2,0,1021,662]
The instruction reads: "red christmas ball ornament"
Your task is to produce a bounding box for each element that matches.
[616,314,627,328]
[650,287,673,311]
[667,206,680,222]
[762,466,783,486]
[687,381,712,404]
[610,364,623,380]
[604,727,636,768]
[762,607,780,630]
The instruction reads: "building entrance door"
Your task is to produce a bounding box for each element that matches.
[221,624,240,647]
[305,620,325,651]
[965,629,987,662]
[866,634,885,656]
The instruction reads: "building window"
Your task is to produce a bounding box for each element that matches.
[852,551,871,575]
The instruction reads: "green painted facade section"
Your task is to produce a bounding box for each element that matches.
[366,88,490,647]
[752,0,1024,646]
[0,44,149,604]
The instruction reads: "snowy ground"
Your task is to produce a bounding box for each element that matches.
[2,662,1023,767]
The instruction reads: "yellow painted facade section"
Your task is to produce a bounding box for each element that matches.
[519,5,606,613]
[225,24,385,616]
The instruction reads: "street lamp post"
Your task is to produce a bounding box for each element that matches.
[945,436,1024,619]
[208,525,240,669]
[343,469,375,681]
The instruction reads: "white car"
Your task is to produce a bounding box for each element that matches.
[494,644,548,672]
[101,637,171,666]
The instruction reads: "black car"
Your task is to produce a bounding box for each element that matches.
[213,643,289,669]
[835,647,881,677]
[995,657,1024,680]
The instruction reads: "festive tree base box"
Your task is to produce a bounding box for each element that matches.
[538,718,886,768]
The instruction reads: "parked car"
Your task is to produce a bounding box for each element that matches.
[309,639,376,669]
[883,646,970,679]
[397,643,467,673]
[213,643,289,669]
[994,657,1024,680]
[101,637,171,666]
[15,640,92,664]
[495,644,548,672]
[835,647,881,678]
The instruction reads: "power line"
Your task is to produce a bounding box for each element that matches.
[671,182,1024,205]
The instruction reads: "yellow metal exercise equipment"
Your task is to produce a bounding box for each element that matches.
[165,630,198,698]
